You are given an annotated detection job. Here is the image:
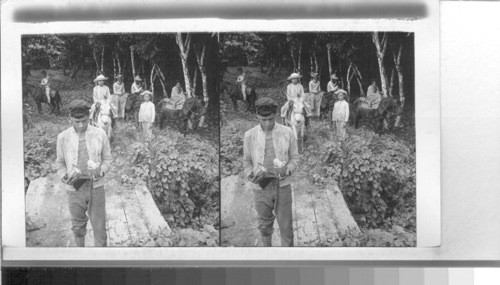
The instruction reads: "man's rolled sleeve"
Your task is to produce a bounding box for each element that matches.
[243,132,254,178]
[55,134,67,179]
[286,129,299,174]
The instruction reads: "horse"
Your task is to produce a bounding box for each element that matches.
[124,92,142,128]
[159,97,206,134]
[26,85,62,115]
[220,81,257,112]
[320,90,350,121]
[90,101,116,139]
[284,99,306,152]
[352,97,402,133]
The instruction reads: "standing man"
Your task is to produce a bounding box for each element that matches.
[113,74,128,122]
[56,99,112,247]
[308,72,322,117]
[244,97,299,247]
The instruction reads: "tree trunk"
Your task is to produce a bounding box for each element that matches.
[150,65,155,95]
[347,63,353,95]
[130,46,136,76]
[327,44,333,76]
[290,47,297,72]
[297,44,302,74]
[194,43,208,103]
[372,32,389,97]
[192,68,199,97]
[113,56,117,78]
[93,51,101,77]
[154,64,168,97]
[393,44,405,108]
[313,49,319,73]
[310,54,314,76]
[176,33,193,97]
[389,68,395,98]
[101,47,105,75]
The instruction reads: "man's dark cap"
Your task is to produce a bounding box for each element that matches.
[68,99,91,118]
[255,97,278,117]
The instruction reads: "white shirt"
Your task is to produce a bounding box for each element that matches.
[113,82,125,95]
[332,100,349,122]
[138,101,155,123]
[93,85,111,104]
[131,82,143,94]
[309,80,321,94]
[286,83,305,101]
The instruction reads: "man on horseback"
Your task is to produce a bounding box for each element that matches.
[162,81,186,110]
[236,67,247,102]
[280,73,312,127]
[243,97,299,247]
[40,70,51,104]
[93,74,111,104]
[360,79,383,109]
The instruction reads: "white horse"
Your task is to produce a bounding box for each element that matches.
[90,100,116,139]
[284,98,306,152]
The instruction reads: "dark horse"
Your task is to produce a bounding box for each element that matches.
[27,85,62,115]
[220,81,256,112]
[159,97,206,134]
[124,92,142,128]
[352,97,402,133]
[320,91,350,121]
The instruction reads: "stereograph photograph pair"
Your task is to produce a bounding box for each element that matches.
[2,5,440,262]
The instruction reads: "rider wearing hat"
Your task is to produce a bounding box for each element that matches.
[131,75,144,95]
[56,99,112,247]
[280,73,312,126]
[93,74,111,104]
[243,97,299,247]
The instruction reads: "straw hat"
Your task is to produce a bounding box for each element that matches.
[115,74,123,79]
[287,73,302,80]
[93,74,108,82]
[330,74,339,80]
[311,72,319,78]
[134,75,143,81]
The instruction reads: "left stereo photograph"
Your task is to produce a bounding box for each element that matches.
[22,33,221,247]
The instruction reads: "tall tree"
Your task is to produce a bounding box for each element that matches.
[372,32,389,97]
[392,40,405,107]
[194,37,209,104]
[176,33,193,97]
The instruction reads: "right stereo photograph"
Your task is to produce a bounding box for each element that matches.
[220,32,416,247]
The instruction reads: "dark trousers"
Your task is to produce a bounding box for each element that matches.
[67,185,107,247]
[253,181,294,247]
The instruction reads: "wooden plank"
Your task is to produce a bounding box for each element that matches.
[292,180,321,246]
[307,184,340,244]
[323,182,360,235]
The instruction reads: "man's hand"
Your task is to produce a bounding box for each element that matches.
[89,166,102,179]
[276,165,290,177]
[62,173,79,186]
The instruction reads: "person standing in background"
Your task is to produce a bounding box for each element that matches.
[112,75,128,122]
[138,91,155,141]
[40,70,51,104]
[332,92,349,140]
[308,72,322,117]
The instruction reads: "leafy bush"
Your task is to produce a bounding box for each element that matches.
[220,118,256,177]
[320,226,416,247]
[127,132,219,229]
[320,128,416,231]
[24,122,66,181]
